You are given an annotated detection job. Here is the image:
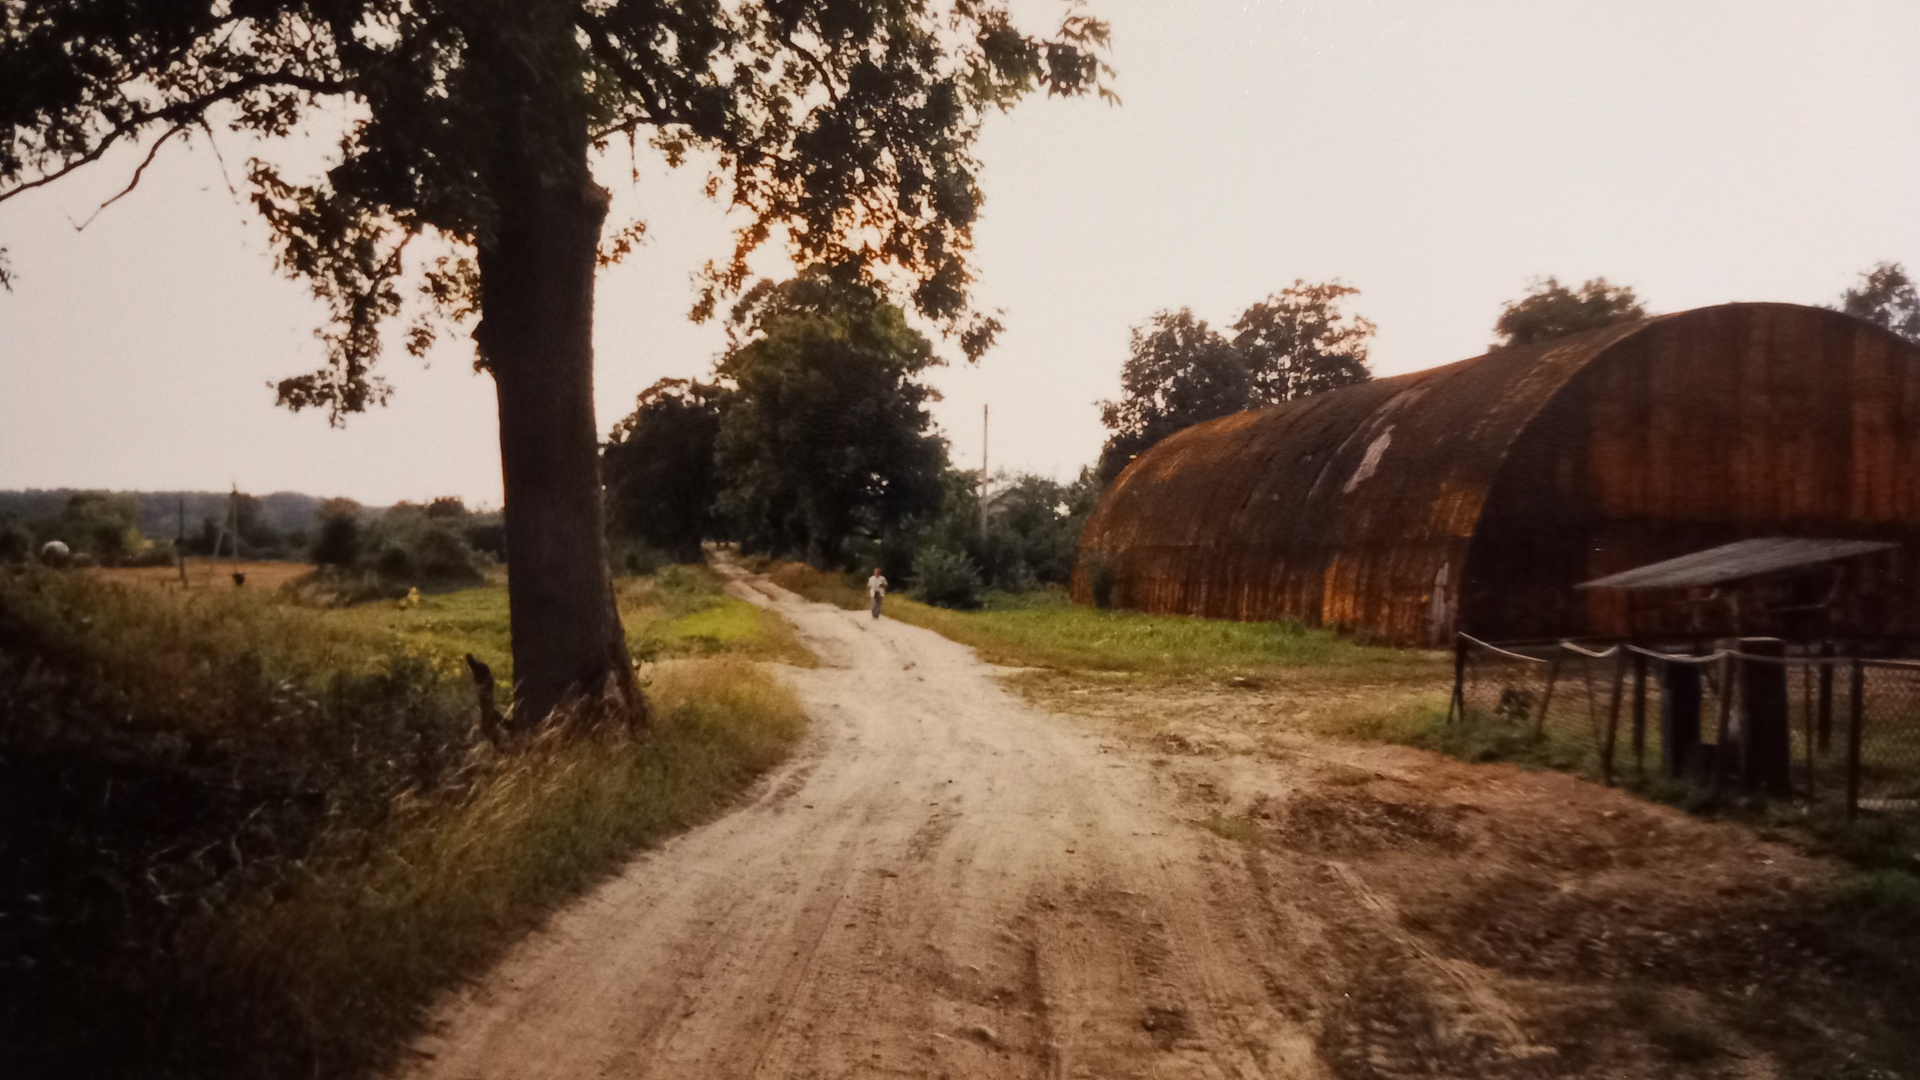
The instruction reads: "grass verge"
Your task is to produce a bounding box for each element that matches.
[0,565,808,1078]
[767,562,1425,680]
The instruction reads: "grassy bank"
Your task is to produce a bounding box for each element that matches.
[0,565,807,1079]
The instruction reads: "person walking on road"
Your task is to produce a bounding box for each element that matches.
[867,568,888,620]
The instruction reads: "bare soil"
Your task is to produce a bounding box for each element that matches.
[88,558,313,590]
[400,575,1874,1080]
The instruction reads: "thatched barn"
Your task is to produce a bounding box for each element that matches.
[1073,302,1920,646]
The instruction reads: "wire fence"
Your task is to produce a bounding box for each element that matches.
[1451,634,1920,820]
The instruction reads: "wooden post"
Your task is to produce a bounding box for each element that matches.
[1630,651,1648,773]
[979,403,989,537]
[1737,638,1791,795]
[1846,659,1865,821]
[1602,649,1627,786]
[1714,653,1737,786]
[1660,658,1702,779]
[1533,651,1562,742]
[1447,637,1467,724]
[1817,640,1835,751]
[176,494,188,588]
[1802,658,1816,799]
[227,485,242,582]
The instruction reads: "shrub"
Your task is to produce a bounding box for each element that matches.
[463,517,506,560]
[296,505,487,605]
[912,545,983,610]
[0,521,32,564]
[411,522,483,579]
[309,512,361,568]
[610,539,670,577]
[373,542,413,579]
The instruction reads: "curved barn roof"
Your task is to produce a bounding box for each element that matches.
[1073,303,1913,645]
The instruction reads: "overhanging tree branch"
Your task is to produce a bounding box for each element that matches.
[68,122,193,230]
[0,69,352,207]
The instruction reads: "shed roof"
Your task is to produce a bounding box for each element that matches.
[1574,538,1897,591]
[1073,313,1656,640]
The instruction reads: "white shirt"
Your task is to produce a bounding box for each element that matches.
[867,574,887,597]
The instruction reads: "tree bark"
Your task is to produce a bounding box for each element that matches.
[458,0,644,732]
[475,135,644,733]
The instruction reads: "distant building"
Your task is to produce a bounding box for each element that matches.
[1074,303,1920,645]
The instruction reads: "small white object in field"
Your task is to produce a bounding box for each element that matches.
[39,540,71,566]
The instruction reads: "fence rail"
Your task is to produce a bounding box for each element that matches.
[1450,634,1920,820]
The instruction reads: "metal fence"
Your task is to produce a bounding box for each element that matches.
[1450,634,1920,819]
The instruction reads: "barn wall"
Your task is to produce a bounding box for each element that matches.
[1074,321,1649,644]
[1078,303,1920,647]
[1460,304,1920,640]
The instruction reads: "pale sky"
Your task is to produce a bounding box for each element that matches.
[3,1,1917,506]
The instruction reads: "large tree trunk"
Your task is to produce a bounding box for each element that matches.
[475,137,644,732]
[465,0,643,732]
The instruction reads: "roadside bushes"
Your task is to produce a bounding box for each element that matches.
[0,570,474,1077]
[911,546,984,610]
[0,566,807,1079]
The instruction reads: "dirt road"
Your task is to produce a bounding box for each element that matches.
[403,576,1836,1079]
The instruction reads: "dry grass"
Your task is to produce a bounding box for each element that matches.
[90,557,317,591]
[207,659,805,1079]
[620,565,814,667]
[0,565,808,1079]
[768,560,867,611]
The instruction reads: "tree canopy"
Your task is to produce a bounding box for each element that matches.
[2,0,1112,725]
[2,0,1112,404]
[1231,281,1375,404]
[1098,283,1375,483]
[604,378,726,564]
[1097,308,1246,484]
[1837,261,1920,344]
[1490,276,1647,350]
[714,273,946,566]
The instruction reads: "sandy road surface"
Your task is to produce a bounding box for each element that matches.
[405,575,1348,1080]
[403,575,1831,1079]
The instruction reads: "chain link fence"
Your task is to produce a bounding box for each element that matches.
[1451,635,1920,820]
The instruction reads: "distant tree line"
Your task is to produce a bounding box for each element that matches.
[0,490,288,566]
[0,489,504,586]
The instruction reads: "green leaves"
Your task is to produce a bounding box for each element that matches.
[3,0,1113,413]
[1837,261,1920,345]
[713,273,945,563]
[1490,276,1647,350]
[1098,283,1377,483]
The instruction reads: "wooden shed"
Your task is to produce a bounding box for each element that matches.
[1072,302,1920,646]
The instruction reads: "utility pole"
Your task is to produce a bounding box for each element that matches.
[980,403,989,535]
[176,494,187,588]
